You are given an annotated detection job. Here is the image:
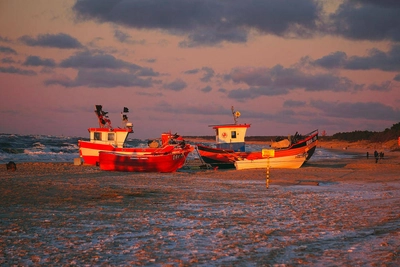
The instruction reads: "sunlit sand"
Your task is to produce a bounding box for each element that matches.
[1,141,399,266]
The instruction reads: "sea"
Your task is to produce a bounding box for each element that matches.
[0,133,356,164]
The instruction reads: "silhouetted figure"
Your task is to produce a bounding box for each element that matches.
[374,150,379,163]
[366,152,369,159]
[6,161,16,171]
[379,152,384,159]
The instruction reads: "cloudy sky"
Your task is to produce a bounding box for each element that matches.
[1,0,400,139]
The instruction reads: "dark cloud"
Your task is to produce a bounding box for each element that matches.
[200,67,215,82]
[1,57,15,63]
[45,69,154,88]
[0,46,17,55]
[0,66,36,76]
[228,86,288,100]
[114,29,145,44]
[183,67,215,82]
[310,51,347,69]
[71,0,400,45]
[0,36,12,43]
[23,56,56,67]
[18,33,83,49]
[179,28,248,47]
[44,76,74,87]
[114,29,131,43]
[60,51,134,69]
[142,58,156,63]
[367,81,392,92]
[345,46,400,71]
[59,51,159,76]
[226,65,362,100]
[353,0,400,8]
[310,45,400,71]
[310,100,400,121]
[135,67,159,77]
[328,0,400,42]
[163,79,187,91]
[184,68,200,75]
[73,0,321,47]
[200,85,212,93]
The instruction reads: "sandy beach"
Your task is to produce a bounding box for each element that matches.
[1,142,399,266]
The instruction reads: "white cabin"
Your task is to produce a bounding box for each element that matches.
[210,124,251,152]
[88,122,133,148]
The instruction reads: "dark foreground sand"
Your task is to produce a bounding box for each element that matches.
[1,149,399,266]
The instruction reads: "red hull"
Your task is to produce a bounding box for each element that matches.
[197,130,318,169]
[78,141,175,165]
[99,145,192,172]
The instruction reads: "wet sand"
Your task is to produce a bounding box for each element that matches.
[1,146,399,266]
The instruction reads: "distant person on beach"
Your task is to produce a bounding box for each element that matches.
[366,152,369,159]
[6,161,16,171]
[374,150,379,163]
[380,152,384,159]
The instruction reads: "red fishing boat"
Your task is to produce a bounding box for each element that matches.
[196,107,318,169]
[78,105,193,166]
[99,144,192,172]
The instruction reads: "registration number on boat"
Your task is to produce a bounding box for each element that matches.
[173,153,184,160]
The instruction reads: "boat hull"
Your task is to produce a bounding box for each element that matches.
[79,138,193,166]
[79,140,167,165]
[234,153,307,170]
[195,145,237,169]
[197,130,318,169]
[99,149,190,173]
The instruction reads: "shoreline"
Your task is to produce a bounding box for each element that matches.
[2,146,399,185]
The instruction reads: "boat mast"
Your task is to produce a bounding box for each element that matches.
[231,106,241,125]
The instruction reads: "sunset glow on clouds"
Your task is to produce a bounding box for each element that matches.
[0,0,399,138]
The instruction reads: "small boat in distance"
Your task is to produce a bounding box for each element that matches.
[78,105,193,167]
[196,106,318,169]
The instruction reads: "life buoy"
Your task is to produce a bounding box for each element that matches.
[222,132,227,138]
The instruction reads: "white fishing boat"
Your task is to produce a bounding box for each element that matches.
[234,153,307,170]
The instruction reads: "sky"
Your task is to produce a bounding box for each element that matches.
[1,0,400,139]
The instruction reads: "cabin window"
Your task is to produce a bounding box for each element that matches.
[231,131,237,138]
[94,132,101,140]
[108,133,114,141]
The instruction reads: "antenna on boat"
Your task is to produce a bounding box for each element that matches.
[231,106,241,125]
[121,107,129,125]
[121,106,133,132]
